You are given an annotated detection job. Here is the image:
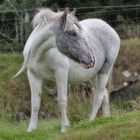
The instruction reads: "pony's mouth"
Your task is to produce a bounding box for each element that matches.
[81,62,94,69]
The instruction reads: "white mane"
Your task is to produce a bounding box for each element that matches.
[32,8,62,28]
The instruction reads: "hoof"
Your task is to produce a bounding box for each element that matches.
[60,124,70,133]
[89,116,96,121]
[27,126,37,132]
[61,126,68,133]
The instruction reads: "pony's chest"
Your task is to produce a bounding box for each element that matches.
[28,60,55,80]
[27,48,69,80]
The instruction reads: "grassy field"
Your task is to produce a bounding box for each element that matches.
[0,111,140,140]
[0,38,140,139]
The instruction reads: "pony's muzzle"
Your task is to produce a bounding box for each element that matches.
[81,56,95,69]
[81,62,94,69]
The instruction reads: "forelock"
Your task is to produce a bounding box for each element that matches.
[63,14,82,31]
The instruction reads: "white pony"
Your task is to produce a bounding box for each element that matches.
[14,8,120,132]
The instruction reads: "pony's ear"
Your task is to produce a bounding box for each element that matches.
[70,8,76,16]
[62,7,69,23]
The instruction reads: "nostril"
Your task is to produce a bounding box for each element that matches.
[81,60,85,64]
[90,59,93,63]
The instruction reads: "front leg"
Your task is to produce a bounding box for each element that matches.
[27,70,42,132]
[55,68,69,133]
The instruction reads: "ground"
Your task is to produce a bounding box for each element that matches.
[0,111,140,140]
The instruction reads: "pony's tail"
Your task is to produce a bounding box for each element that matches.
[12,50,31,79]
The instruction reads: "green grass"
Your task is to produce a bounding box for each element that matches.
[0,111,140,140]
[0,119,60,140]
[0,53,28,120]
[60,111,140,140]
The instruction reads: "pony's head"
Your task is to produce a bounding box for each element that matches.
[55,8,94,69]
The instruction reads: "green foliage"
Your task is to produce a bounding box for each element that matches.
[0,0,140,50]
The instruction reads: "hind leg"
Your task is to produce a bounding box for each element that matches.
[90,37,120,120]
[102,69,113,117]
[102,82,110,117]
[90,69,112,120]
[27,70,42,132]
